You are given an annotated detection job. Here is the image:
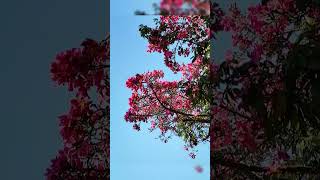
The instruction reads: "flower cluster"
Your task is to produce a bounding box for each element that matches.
[221,0,320,62]
[125,70,195,133]
[141,15,210,72]
[46,36,109,179]
[159,0,210,15]
[51,38,108,98]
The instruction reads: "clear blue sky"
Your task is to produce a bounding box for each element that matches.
[110,1,209,180]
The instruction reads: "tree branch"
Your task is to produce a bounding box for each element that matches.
[149,85,211,123]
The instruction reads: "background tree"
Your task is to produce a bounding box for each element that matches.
[211,0,320,178]
[46,35,109,179]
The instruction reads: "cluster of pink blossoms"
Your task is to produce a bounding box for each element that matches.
[145,16,209,72]
[159,0,210,15]
[125,70,192,133]
[46,36,109,179]
[51,38,108,97]
[221,0,320,62]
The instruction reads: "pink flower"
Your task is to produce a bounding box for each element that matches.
[164,50,173,59]
[194,165,203,173]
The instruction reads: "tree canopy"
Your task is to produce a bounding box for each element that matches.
[46,36,109,179]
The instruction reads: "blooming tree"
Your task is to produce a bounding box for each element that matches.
[212,0,320,178]
[46,35,109,179]
[125,15,212,156]
[127,0,320,179]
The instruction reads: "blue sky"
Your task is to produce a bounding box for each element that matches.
[110,1,209,180]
